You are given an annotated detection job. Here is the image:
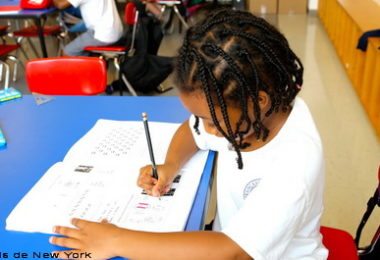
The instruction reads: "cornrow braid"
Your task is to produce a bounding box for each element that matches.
[206,43,269,142]
[190,47,245,168]
[190,48,232,143]
[193,116,200,135]
[175,8,304,169]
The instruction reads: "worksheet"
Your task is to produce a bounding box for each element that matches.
[6,119,208,234]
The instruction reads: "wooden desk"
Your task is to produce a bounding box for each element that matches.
[338,0,380,32]
[318,0,380,137]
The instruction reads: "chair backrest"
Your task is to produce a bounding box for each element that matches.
[124,2,139,56]
[26,57,107,95]
[125,2,137,26]
[20,0,52,9]
[320,226,359,260]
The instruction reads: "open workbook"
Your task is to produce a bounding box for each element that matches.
[6,119,208,234]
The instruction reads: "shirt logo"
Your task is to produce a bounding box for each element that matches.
[243,178,261,199]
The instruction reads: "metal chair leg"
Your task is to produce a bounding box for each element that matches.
[18,45,30,60]
[57,33,66,56]
[26,37,40,58]
[13,60,18,82]
[121,74,138,96]
[173,5,188,29]
[160,5,167,18]
[6,56,21,82]
[0,61,10,90]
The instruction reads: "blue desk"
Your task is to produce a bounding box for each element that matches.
[0,95,214,259]
[0,0,57,57]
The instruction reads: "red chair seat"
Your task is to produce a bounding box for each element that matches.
[84,45,127,52]
[320,226,358,260]
[0,44,19,57]
[13,25,61,37]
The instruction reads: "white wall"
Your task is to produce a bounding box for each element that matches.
[308,0,319,10]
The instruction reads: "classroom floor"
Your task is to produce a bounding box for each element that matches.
[6,12,380,245]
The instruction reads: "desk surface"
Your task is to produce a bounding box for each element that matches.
[0,96,214,258]
[0,0,56,17]
[0,6,56,19]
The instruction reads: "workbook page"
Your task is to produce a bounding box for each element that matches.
[6,162,137,234]
[6,119,209,234]
[63,119,179,168]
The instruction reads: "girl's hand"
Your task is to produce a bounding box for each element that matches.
[49,218,122,260]
[137,164,177,197]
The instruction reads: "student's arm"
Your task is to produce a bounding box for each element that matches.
[138,119,199,196]
[53,0,72,9]
[50,218,252,260]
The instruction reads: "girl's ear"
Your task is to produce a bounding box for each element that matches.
[258,91,270,110]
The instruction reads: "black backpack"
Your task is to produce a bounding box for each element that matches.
[112,5,174,94]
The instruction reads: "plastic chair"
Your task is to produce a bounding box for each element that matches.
[11,20,64,58]
[83,1,139,96]
[321,226,359,260]
[26,57,107,95]
[0,25,26,82]
[0,60,22,103]
[0,44,23,82]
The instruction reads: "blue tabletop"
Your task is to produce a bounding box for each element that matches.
[0,95,214,259]
[0,0,56,17]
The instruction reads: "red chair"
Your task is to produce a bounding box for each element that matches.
[84,1,139,53]
[0,26,25,82]
[321,226,359,260]
[11,21,64,58]
[85,2,138,55]
[0,45,22,82]
[84,2,139,96]
[26,57,107,95]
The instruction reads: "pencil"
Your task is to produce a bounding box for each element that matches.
[142,112,158,179]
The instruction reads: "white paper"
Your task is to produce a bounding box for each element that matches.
[6,119,208,234]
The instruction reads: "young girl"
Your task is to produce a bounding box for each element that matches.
[50,9,328,259]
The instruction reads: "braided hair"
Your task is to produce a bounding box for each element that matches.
[174,9,303,169]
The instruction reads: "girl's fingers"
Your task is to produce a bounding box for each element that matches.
[138,164,173,196]
[137,179,155,192]
[100,218,109,224]
[53,225,82,239]
[49,236,82,250]
[152,182,170,197]
[137,170,157,192]
[71,218,98,229]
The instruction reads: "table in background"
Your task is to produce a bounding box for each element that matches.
[318,0,380,137]
[0,95,215,259]
[0,0,57,58]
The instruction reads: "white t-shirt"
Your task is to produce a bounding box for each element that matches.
[69,0,123,43]
[190,97,328,260]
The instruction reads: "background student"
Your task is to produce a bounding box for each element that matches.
[50,9,328,259]
[53,0,123,56]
